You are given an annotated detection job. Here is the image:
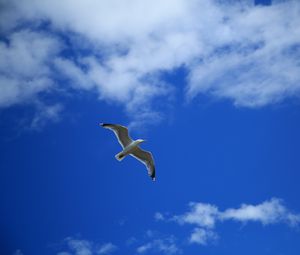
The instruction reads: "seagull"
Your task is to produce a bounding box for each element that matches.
[100,123,156,181]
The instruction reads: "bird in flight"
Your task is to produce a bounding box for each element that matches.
[100,123,156,181]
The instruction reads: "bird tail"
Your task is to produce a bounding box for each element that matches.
[115,152,126,161]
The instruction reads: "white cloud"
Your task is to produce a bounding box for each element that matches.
[174,202,219,228]
[172,198,300,228]
[186,1,300,107]
[1,0,300,126]
[160,198,300,245]
[97,243,117,255]
[221,198,300,226]
[0,30,60,108]
[0,28,64,129]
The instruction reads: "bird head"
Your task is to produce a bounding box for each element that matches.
[137,139,146,143]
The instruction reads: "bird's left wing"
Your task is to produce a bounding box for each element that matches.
[100,123,132,148]
[131,147,156,181]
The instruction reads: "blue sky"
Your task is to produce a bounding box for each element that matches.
[1,0,300,254]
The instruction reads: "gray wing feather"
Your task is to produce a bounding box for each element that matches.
[131,147,156,181]
[101,123,132,148]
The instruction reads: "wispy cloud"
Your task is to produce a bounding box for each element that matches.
[189,228,218,245]
[1,0,300,126]
[63,238,92,255]
[154,212,165,221]
[136,238,180,255]
[158,198,300,245]
[13,250,24,255]
[58,238,117,255]
[29,102,63,130]
[57,235,179,255]
[97,243,117,255]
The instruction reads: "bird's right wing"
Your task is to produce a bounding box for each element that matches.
[100,123,133,148]
[131,147,156,181]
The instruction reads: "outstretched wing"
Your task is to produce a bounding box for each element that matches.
[100,123,133,148]
[131,147,156,181]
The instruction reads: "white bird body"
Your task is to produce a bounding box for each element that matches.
[115,139,144,161]
[100,123,156,181]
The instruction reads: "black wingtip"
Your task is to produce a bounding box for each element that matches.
[150,172,156,181]
[100,123,111,127]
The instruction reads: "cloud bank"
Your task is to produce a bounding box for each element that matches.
[1,0,300,125]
